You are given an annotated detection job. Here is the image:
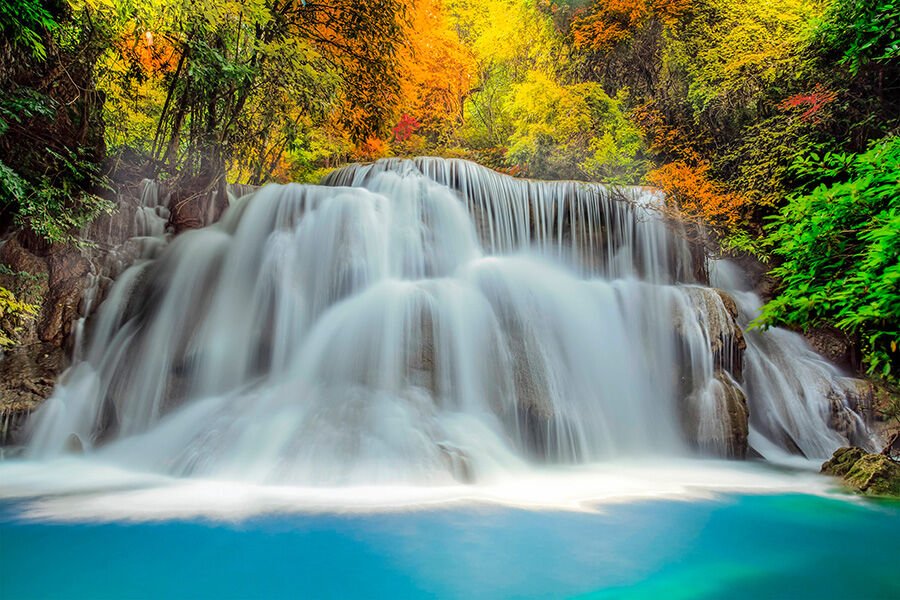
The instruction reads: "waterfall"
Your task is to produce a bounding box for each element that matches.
[19,158,873,484]
[710,261,876,460]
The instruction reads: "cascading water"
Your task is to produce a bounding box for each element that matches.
[710,261,876,460]
[17,158,873,486]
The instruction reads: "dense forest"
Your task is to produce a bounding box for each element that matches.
[0,0,898,391]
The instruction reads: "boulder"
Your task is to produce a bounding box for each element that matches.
[822,446,900,497]
[821,446,867,478]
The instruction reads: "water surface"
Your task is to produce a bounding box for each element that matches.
[2,493,898,599]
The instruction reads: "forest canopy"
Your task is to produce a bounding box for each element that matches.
[0,0,898,379]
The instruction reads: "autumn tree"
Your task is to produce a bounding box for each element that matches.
[99,0,408,188]
[393,0,476,150]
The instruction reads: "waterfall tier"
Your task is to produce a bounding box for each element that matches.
[21,158,874,484]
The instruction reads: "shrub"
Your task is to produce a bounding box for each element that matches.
[759,136,900,381]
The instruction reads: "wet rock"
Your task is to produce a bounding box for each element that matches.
[169,179,229,233]
[0,342,65,444]
[504,323,573,461]
[65,433,85,454]
[822,447,900,497]
[406,306,436,393]
[804,327,854,368]
[437,441,472,483]
[882,432,900,461]
[828,379,878,451]
[727,254,775,301]
[41,249,91,346]
[717,371,749,459]
[681,287,746,379]
[683,370,749,459]
[674,289,749,458]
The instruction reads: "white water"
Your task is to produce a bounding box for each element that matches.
[710,261,875,460]
[7,158,873,496]
[0,457,840,521]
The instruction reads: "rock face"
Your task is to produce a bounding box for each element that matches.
[828,379,877,450]
[0,234,86,444]
[822,447,900,497]
[715,370,750,458]
[168,178,230,234]
[805,327,855,369]
[681,369,749,459]
[42,250,92,347]
[678,288,750,458]
[0,343,65,445]
[680,287,746,378]
[1,176,243,446]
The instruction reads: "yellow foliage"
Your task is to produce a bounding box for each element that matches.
[0,287,38,349]
[668,0,821,110]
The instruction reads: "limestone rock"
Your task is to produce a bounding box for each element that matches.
[821,446,867,478]
[41,248,91,346]
[828,379,878,451]
[682,287,746,380]
[682,370,749,459]
[882,432,900,461]
[716,370,749,459]
[169,179,229,233]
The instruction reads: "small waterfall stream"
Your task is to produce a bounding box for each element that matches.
[17,158,874,485]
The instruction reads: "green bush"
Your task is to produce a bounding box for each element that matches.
[0,0,58,60]
[814,0,900,74]
[1,89,114,244]
[759,136,900,381]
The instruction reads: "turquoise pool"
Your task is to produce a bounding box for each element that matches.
[1,493,898,599]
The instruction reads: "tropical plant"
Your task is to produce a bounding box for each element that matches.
[759,136,900,382]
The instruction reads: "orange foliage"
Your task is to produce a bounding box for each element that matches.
[634,103,743,228]
[354,136,390,161]
[572,0,690,52]
[632,102,700,161]
[115,29,178,75]
[647,160,747,227]
[394,0,476,137]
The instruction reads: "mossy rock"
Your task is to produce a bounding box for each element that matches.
[822,447,900,497]
[845,455,900,497]
[821,447,867,478]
